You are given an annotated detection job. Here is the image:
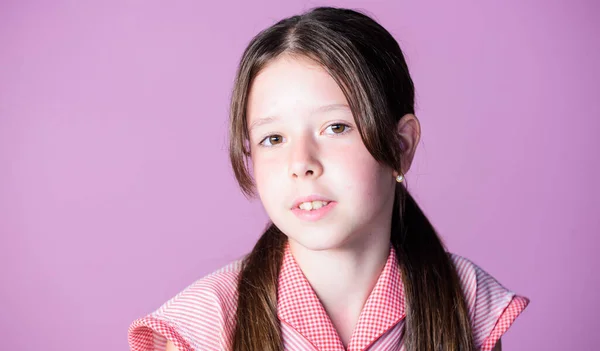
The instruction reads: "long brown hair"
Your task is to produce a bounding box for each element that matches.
[228,7,474,351]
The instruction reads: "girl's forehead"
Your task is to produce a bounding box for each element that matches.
[247,56,349,122]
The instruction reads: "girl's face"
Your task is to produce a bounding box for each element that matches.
[246,55,397,252]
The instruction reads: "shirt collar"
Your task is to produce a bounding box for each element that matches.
[277,240,405,351]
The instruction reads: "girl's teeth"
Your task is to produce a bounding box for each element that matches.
[298,201,329,211]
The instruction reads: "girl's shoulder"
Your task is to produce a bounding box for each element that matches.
[128,255,247,351]
[448,252,531,350]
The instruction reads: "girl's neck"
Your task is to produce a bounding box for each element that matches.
[288,232,391,347]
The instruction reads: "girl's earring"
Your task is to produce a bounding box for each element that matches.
[395,173,404,183]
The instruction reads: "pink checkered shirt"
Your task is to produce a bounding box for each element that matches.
[128,241,529,351]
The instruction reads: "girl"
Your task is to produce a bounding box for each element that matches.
[128,6,529,351]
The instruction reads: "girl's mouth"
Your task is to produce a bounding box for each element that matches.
[296,200,329,211]
[291,201,336,221]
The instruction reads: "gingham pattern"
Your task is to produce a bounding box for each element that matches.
[449,254,531,350]
[480,295,529,351]
[277,241,404,351]
[128,241,530,351]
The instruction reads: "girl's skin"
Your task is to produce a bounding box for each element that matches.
[165,55,503,350]
[246,54,421,346]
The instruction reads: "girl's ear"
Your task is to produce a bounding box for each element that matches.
[396,113,421,175]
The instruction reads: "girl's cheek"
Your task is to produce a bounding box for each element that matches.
[329,140,371,165]
[253,152,286,185]
[331,142,385,182]
[254,151,284,170]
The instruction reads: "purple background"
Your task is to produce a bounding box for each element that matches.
[1,1,598,350]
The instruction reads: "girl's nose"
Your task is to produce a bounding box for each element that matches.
[288,138,323,180]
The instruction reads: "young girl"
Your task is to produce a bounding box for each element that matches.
[128,6,529,351]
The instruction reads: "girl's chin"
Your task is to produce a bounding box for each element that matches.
[286,232,359,252]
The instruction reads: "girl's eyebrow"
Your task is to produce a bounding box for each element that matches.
[249,116,279,133]
[249,103,351,133]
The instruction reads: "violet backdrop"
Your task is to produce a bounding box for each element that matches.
[1,1,598,350]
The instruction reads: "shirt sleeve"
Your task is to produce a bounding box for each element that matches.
[450,253,531,351]
[479,294,530,351]
[128,314,194,351]
[127,272,241,351]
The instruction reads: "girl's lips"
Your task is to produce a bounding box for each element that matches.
[291,195,333,209]
[291,201,337,222]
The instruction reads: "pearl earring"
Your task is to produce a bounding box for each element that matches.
[395,173,404,183]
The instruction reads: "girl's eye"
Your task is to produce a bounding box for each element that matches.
[259,135,284,147]
[324,123,351,135]
[258,124,350,147]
